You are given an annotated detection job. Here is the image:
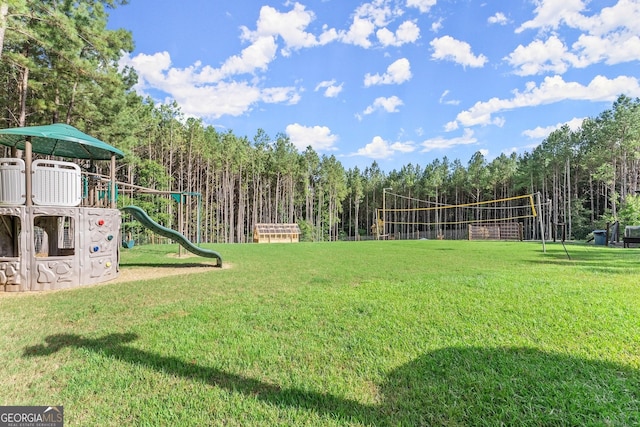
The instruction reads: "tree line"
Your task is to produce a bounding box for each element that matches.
[2,0,639,243]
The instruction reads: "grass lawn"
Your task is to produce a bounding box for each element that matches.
[1,240,639,426]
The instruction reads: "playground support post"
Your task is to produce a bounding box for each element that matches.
[110,155,116,209]
[25,137,32,207]
[195,193,201,245]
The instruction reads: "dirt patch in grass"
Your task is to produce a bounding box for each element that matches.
[0,260,230,296]
[113,262,229,284]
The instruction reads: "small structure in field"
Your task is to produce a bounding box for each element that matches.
[253,223,300,243]
[468,222,523,241]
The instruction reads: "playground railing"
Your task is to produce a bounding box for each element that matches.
[32,160,82,206]
[80,172,117,208]
[0,158,116,208]
[0,158,26,205]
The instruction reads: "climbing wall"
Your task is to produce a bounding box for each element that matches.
[78,207,120,286]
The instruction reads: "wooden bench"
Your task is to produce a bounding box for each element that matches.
[623,237,640,248]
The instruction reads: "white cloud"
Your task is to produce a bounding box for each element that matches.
[319,25,340,45]
[578,0,640,36]
[488,12,508,25]
[377,20,420,46]
[522,117,586,139]
[323,85,343,98]
[353,136,394,159]
[315,80,344,97]
[511,0,640,71]
[376,27,396,46]
[340,17,376,48]
[390,141,417,153]
[431,18,443,33]
[139,2,330,88]
[516,0,587,34]
[573,32,640,66]
[444,120,459,132]
[406,0,437,13]
[506,35,579,76]
[261,86,301,104]
[430,36,488,68]
[119,51,302,119]
[168,81,263,118]
[286,123,338,151]
[352,135,416,159]
[198,36,278,82]
[395,20,421,43]
[120,51,172,94]
[421,128,478,152]
[439,89,460,105]
[240,2,336,56]
[339,0,410,48]
[356,0,400,27]
[362,96,404,115]
[448,74,640,128]
[364,58,412,86]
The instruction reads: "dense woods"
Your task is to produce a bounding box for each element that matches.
[2,1,640,243]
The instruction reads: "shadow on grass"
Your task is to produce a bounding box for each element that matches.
[120,263,217,269]
[24,334,639,425]
[532,244,640,274]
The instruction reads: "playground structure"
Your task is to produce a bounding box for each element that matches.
[0,124,221,292]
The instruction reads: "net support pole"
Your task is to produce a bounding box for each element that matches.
[197,193,201,245]
[536,192,546,253]
[178,193,184,257]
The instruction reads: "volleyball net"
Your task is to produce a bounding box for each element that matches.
[376,193,538,240]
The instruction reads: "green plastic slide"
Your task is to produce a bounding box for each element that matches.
[121,205,222,267]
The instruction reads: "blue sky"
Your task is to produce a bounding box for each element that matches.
[107,0,640,171]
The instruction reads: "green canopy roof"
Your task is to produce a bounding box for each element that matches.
[0,123,124,160]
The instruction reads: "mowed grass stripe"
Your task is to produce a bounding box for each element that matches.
[1,240,639,426]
